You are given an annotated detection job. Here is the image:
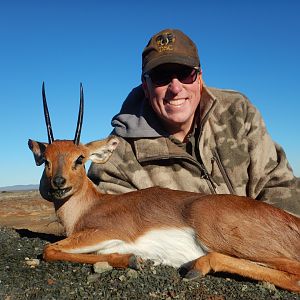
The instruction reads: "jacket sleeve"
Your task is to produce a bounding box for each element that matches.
[88,159,138,194]
[87,137,140,194]
[246,104,300,216]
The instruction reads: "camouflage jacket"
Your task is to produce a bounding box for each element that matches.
[88,84,300,216]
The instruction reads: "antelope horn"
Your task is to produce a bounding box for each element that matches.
[42,82,54,144]
[74,83,84,145]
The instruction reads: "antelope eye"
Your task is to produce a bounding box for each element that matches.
[75,155,84,165]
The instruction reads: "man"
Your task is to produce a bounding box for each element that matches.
[88,28,300,216]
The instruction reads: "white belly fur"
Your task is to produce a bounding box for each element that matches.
[75,227,206,268]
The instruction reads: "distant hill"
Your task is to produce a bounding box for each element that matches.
[0,184,39,192]
[1,178,299,192]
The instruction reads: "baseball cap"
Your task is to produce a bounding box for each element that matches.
[142,29,200,75]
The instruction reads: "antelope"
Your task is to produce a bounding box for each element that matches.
[28,83,300,293]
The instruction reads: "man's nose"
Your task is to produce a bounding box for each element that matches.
[167,78,182,94]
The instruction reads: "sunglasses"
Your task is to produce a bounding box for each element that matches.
[144,65,200,87]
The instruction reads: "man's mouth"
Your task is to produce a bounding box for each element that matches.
[50,187,72,199]
[164,98,187,107]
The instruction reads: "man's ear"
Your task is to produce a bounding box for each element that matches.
[85,137,119,164]
[142,79,150,98]
[198,71,203,94]
[28,139,48,166]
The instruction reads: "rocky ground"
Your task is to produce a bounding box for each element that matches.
[0,190,299,299]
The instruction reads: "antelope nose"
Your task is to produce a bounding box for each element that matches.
[53,176,66,188]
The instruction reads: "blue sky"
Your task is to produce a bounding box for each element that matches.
[0,0,299,187]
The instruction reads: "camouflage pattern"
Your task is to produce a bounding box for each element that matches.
[88,84,300,216]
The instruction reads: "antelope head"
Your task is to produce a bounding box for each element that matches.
[28,83,119,200]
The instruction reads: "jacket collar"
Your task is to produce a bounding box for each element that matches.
[199,84,218,125]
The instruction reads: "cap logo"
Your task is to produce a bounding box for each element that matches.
[156,33,175,52]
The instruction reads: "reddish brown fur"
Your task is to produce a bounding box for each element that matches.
[29,138,300,292]
[44,141,90,191]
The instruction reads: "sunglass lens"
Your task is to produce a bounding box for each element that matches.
[148,66,198,86]
[178,68,197,84]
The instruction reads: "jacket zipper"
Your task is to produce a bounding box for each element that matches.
[197,114,217,194]
[185,158,217,194]
[199,163,217,194]
[149,154,217,194]
[212,149,235,194]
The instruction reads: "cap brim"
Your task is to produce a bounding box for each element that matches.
[143,54,199,75]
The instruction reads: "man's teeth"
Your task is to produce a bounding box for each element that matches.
[167,99,186,106]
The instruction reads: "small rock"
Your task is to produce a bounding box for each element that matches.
[260,281,277,292]
[93,261,113,274]
[47,278,55,285]
[127,269,138,279]
[87,273,101,283]
[119,275,126,282]
[25,258,40,267]
[110,270,119,277]
[241,284,248,292]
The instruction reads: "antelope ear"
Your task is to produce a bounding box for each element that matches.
[86,137,119,164]
[28,139,48,166]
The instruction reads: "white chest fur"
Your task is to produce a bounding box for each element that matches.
[58,195,93,236]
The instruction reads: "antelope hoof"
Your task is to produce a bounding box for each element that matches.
[182,269,203,281]
[178,260,196,277]
[179,260,203,281]
[128,255,141,270]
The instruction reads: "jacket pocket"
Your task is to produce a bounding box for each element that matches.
[212,149,235,195]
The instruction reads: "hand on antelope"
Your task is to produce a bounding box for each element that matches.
[28,83,300,293]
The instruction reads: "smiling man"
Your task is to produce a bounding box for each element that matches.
[88,28,300,216]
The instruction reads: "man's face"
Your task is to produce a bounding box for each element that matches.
[143,64,202,133]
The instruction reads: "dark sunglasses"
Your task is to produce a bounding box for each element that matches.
[144,65,200,87]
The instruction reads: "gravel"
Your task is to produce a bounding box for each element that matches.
[0,227,299,300]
